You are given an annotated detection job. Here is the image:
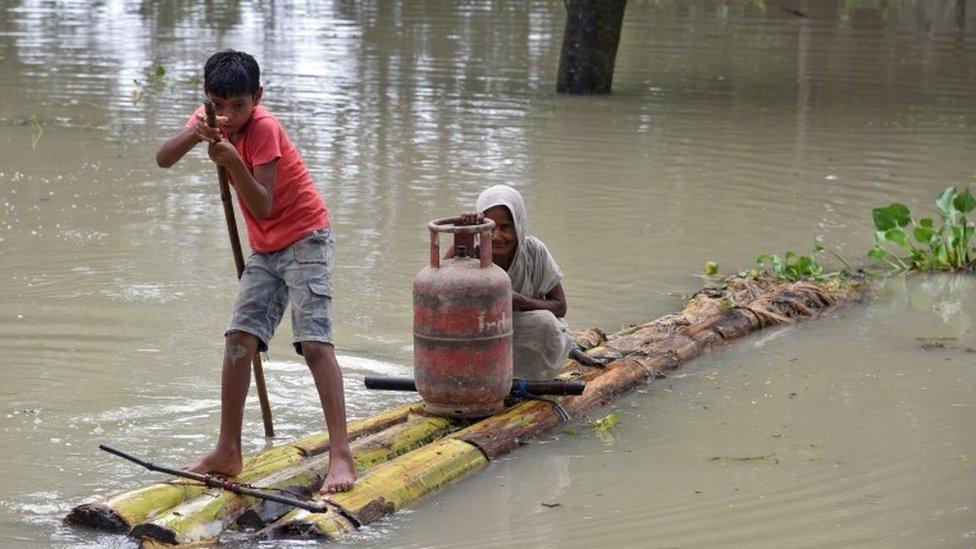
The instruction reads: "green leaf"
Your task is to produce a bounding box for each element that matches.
[702,261,719,276]
[914,225,935,244]
[947,226,960,249]
[951,226,968,265]
[936,187,958,215]
[954,187,976,214]
[918,218,934,229]
[913,253,931,270]
[872,207,894,231]
[813,240,824,253]
[963,225,975,250]
[794,256,812,272]
[593,413,620,432]
[884,228,911,251]
[872,203,911,230]
[155,65,166,77]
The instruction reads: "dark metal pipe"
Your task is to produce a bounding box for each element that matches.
[363,376,585,396]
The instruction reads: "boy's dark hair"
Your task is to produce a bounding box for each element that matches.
[204,50,260,98]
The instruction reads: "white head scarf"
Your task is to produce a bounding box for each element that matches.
[475,185,562,299]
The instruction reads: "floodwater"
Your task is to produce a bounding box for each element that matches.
[0,0,974,546]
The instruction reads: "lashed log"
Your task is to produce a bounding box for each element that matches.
[267,438,487,540]
[129,411,453,546]
[65,403,417,533]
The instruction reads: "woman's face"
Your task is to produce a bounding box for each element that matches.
[483,205,517,259]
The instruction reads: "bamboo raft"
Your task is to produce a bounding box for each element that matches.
[65,275,860,546]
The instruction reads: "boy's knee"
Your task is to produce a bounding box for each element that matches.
[300,340,334,363]
[224,331,259,364]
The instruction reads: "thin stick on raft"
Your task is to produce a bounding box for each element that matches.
[203,98,274,438]
[99,445,328,513]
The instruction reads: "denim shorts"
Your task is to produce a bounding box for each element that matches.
[226,228,334,355]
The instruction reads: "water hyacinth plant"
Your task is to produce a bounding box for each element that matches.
[754,241,852,283]
[869,186,976,271]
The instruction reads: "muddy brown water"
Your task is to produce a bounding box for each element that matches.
[0,1,974,547]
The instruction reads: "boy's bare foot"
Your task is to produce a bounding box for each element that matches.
[319,455,356,494]
[184,449,243,477]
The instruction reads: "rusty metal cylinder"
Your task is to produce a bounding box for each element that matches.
[413,217,513,418]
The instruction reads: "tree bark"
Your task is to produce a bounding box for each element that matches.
[557,0,628,94]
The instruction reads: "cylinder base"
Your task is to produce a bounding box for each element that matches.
[421,400,506,419]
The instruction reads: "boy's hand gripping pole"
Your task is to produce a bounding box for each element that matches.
[204,99,275,438]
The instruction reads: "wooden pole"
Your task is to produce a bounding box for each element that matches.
[204,99,275,438]
[556,0,628,94]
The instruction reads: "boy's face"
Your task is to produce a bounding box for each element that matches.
[206,87,263,136]
[483,205,517,259]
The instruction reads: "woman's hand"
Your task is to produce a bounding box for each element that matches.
[457,211,484,226]
[511,285,567,317]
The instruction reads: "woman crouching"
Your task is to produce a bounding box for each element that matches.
[453,184,575,380]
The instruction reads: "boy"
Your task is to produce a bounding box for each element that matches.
[155,50,354,493]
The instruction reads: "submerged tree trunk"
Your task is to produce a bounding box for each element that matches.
[556,0,628,94]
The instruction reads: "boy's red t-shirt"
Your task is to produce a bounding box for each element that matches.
[185,105,329,253]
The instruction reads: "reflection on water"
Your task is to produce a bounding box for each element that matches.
[0,1,974,546]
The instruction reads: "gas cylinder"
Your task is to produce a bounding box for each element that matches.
[413,217,513,418]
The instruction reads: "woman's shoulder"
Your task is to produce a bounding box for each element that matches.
[523,235,553,257]
[521,235,560,272]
